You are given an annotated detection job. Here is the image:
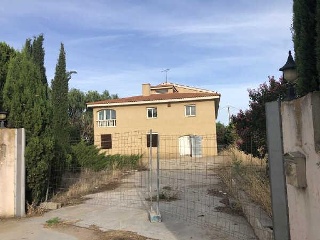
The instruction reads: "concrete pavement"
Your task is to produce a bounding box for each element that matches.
[0,202,231,240]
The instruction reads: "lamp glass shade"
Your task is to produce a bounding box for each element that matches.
[0,112,7,121]
[283,68,298,82]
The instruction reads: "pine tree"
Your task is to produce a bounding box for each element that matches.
[3,48,54,204]
[293,0,319,96]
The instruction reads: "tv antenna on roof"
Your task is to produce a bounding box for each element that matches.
[161,68,170,83]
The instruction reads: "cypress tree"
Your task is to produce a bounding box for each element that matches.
[24,38,32,56]
[0,42,15,109]
[52,43,69,150]
[293,0,319,96]
[31,34,47,86]
[316,0,320,81]
[51,43,70,184]
[3,48,54,204]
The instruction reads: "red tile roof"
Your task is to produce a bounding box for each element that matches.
[87,92,220,106]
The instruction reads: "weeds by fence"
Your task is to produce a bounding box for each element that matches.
[48,148,145,205]
[51,169,121,206]
[218,147,272,217]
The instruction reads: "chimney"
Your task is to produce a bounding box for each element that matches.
[142,83,151,96]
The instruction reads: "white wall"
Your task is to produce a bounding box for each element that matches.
[281,93,320,240]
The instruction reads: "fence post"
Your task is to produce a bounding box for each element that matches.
[149,129,153,206]
[156,133,160,215]
[148,129,161,222]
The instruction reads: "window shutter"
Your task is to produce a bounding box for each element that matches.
[101,134,112,149]
[147,134,158,147]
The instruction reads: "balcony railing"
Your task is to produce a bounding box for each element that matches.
[97,119,116,127]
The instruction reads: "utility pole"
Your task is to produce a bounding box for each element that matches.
[161,69,170,83]
[221,105,239,125]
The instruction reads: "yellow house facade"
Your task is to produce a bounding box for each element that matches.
[87,82,220,157]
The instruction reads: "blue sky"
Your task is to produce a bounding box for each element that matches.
[1,0,293,124]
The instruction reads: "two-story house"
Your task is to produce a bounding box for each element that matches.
[87,82,220,157]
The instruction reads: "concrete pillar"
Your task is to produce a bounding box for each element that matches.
[281,92,320,240]
[266,101,290,240]
[0,128,25,217]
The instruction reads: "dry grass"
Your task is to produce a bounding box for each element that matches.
[48,158,148,208]
[218,146,272,217]
[51,169,123,206]
[219,146,265,166]
[26,201,47,216]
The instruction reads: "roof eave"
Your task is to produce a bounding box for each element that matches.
[87,95,220,108]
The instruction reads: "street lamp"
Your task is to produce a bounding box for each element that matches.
[279,51,298,100]
[0,111,7,128]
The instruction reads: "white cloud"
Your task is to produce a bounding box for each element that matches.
[1,0,294,126]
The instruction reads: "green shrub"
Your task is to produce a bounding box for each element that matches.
[71,141,142,171]
[106,154,141,170]
[46,217,61,226]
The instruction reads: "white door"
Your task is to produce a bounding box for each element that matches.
[179,136,191,156]
[191,135,202,157]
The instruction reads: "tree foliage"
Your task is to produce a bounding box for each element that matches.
[231,76,287,157]
[68,89,118,144]
[50,43,71,191]
[52,43,70,152]
[68,88,86,143]
[0,42,16,109]
[3,48,53,203]
[31,34,47,86]
[1,35,119,204]
[317,0,320,84]
[216,122,236,150]
[293,0,319,96]
[24,35,47,86]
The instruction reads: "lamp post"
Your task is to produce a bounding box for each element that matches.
[0,111,7,128]
[279,51,298,100]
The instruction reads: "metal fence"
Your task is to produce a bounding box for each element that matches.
[49,130,273,240]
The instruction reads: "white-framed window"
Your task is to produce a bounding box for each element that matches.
[147,107,157,118]
[185,105,196,117]
[97,109,116,127]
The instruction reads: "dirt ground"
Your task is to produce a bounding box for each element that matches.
[48,223,156,240]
